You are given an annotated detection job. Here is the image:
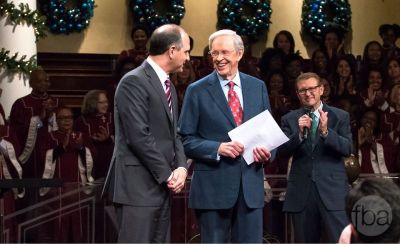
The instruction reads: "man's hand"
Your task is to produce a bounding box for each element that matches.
[298,114,312,135]
[358,127,366,146]
[217,141,244,158]
[318,109,328,133]
[167,167,187,193]
[253,147,271,163]
[40,98,55,120]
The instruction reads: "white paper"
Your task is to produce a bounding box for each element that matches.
[228,110,289,165]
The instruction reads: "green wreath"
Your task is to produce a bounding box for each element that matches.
[301,0,351,40]
[130,0,185,32]
[40,0,95,34]
[217,0,272,38]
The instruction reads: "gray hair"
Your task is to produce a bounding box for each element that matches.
[208,29,244,52]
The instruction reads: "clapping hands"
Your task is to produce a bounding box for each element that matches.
[92,126,110,142]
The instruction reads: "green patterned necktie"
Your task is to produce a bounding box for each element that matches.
[310,112,319,138]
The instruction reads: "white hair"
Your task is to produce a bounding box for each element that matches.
[208,29,244,51]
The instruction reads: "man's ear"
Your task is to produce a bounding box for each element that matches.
[168,45,176,59]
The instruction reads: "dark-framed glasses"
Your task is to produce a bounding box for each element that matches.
[297,85,321,95]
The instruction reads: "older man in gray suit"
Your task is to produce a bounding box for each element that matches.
[102,24,190,243]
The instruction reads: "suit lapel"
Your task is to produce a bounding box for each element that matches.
[241,73,252,122]
[143,61,173,123]
[206,72,237,128]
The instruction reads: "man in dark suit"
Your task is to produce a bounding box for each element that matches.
[178,29,272,243]
[278,72,352,242]
[102,24,189,243]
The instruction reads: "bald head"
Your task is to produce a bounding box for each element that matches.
[149,24,188,55]
[29,68,50,94]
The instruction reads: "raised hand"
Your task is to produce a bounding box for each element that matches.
[92,126,109,142]
[318,109,328,133]
[298,114,312,135]
[40,98,55,120]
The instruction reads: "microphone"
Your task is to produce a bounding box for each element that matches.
[303,107,312,139]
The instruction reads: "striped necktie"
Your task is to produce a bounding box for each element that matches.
[165,79,172,114]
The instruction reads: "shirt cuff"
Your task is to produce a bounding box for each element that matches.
[177,167,187,174]
[320,129,328,138]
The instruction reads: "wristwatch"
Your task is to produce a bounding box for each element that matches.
[320,129,328,137]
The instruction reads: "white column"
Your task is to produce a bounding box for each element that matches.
[0,0,36,119]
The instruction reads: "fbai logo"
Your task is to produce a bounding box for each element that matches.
[351,195,392,236]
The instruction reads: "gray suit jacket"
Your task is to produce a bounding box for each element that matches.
[102,61,187,206]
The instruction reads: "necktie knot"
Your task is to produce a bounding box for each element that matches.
[229,81,235,90]
[165,79,171,88]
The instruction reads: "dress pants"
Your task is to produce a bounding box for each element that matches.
[290,182,348,243]
[115,196,171,243]
[195,184,263,243]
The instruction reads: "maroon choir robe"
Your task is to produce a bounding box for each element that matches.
[38,130,95,242]
[358,135,398,174]
[74,112,114,179]
[0,103,5,125]
[117,48,148,67]
[381,108,400,144]
[0,125,24,242]
[9,93,59,178]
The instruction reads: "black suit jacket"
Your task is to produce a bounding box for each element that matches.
[102,61,187,206]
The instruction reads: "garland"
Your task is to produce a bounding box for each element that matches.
[217,0,272,38]
[0,48,37,76]
[301,0,351,40]
[0,1,47,41]
[130,0,185,32]
[40,0,95,34]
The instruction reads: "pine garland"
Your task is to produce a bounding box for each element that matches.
[0,1,47,41]
[0,48,37,76]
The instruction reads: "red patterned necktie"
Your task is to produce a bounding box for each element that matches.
[165,79,172,114]
[228,81,243,125]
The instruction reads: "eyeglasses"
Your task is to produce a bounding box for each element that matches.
[97,101,109,104]
[297,85,321,95]
[209,49,235,58]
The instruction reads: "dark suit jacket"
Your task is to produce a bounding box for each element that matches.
[279,104,352,212]
[178,71,271,209]
[102,61,186,206]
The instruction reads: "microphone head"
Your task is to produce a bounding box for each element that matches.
[303,107,312,115]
